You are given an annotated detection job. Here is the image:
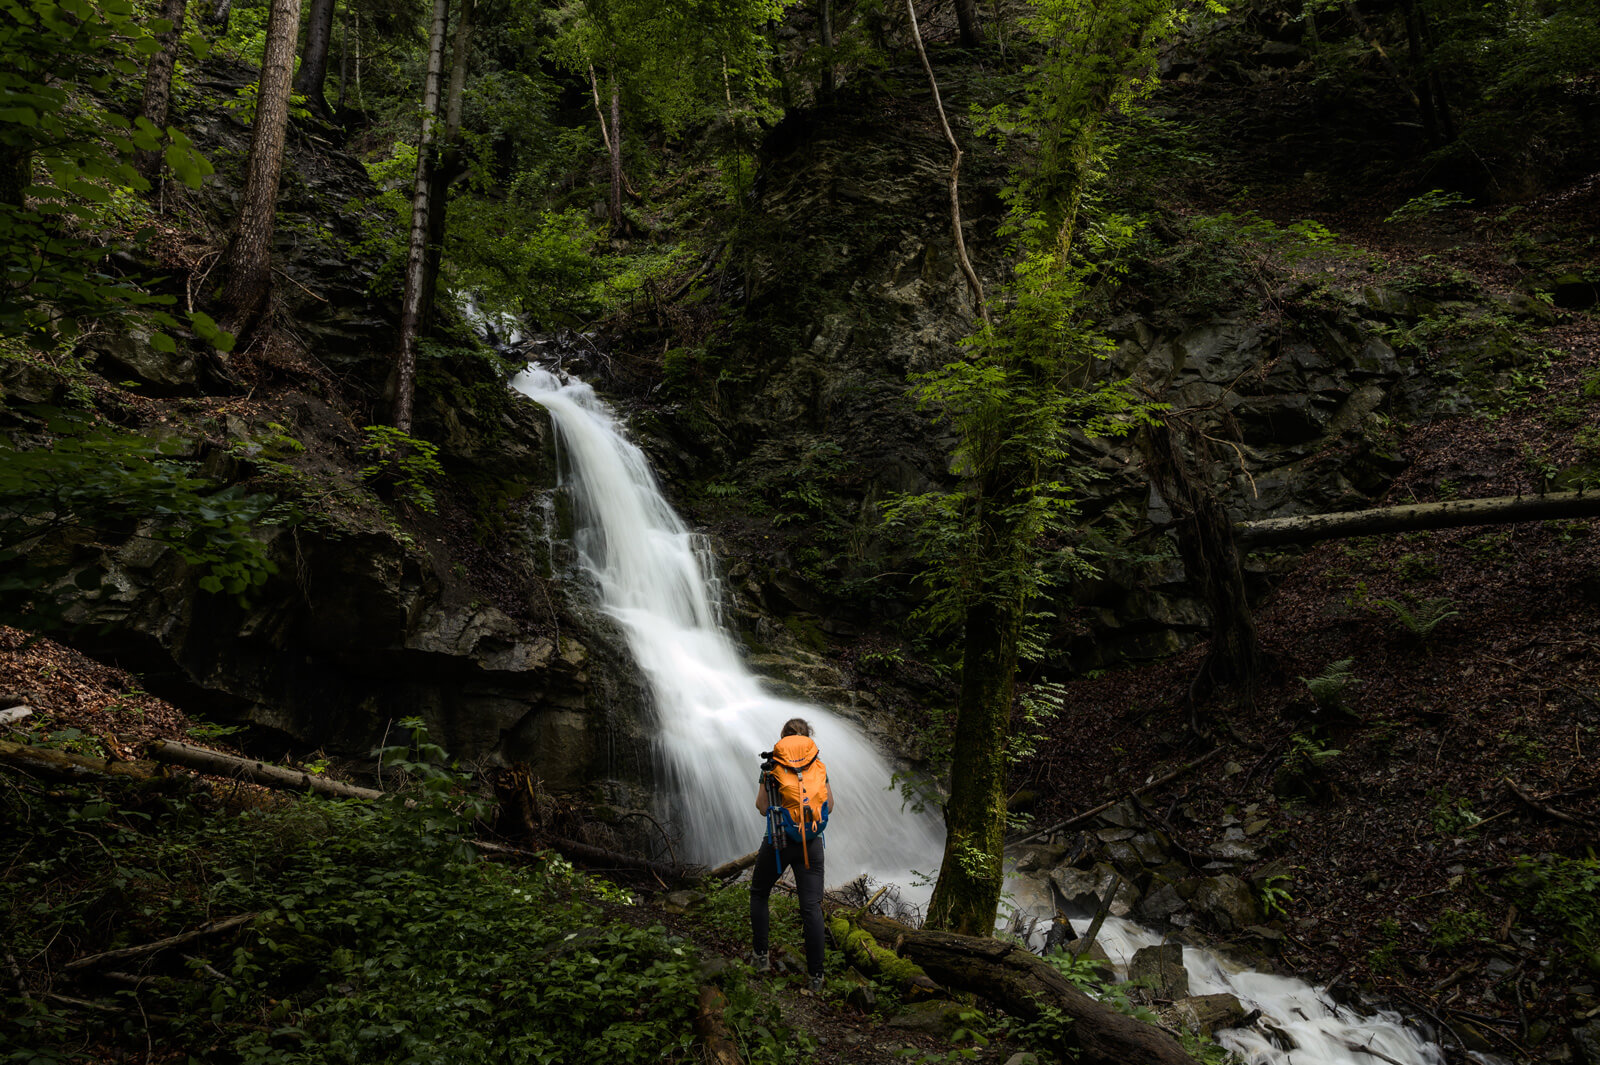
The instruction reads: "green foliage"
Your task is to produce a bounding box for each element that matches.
[0,0,218,344]
[1506,852,1600,972]
[1385,189,1473,224]
[1428,787,1483,835]
[1430,905,1491,950]
[1299,658,1359,712]
[0,413,279,626]
[1258,873,1295,918]
[1373,594,1459,638]
[0,716,821,1064]
[358,426,445,514]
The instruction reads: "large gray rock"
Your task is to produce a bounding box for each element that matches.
[1129,943,1190,999]
[1050,863,1140,917]
[1166,993,1248,1036]
[1191,875,1261,932]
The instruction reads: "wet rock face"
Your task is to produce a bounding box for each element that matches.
[675,88,1470,667]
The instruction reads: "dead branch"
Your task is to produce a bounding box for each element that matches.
[64,913,257,972]
[1012,747,1224,845]
[904,0,987,323]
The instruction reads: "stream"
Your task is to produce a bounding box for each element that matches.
[509,362,1449,1065]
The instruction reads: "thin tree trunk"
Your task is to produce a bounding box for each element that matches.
[953,0,983,47]
[335,0,349,111]
[208,0,230,30]
[218,0,303,340]
[926,592,1018,936]
[607,75,624,234]
[420,0,473,333]
[389,0,449,433]
[905,0,987,323]
[818,0,834,104]
[1235,490,1600,549]
[1145,421,1260,711]
[1342,1,1427,141]
[147,739,385,799]
[135,0,189,181]
[293,0,337,118]
[1398,0,1440,144]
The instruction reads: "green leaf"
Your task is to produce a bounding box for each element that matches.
[149,332,177,353]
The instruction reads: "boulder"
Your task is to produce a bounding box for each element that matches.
[1051,863,1140,917]
[1129,943,1190,999]
[1166,993,1247,1036]
[1190,875,1261,932]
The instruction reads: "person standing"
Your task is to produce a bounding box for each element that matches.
[750,717,832,991]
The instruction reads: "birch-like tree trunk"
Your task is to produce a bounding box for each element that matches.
[420,0,474,333]
[390,0,450,433]
[218,0,303,339]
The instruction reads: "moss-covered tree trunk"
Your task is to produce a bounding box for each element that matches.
[926,587,1020,936]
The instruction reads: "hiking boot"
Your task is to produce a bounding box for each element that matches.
[807,974,824,993]
[748,951,771,973]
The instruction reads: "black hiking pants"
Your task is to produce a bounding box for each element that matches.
[750,836,825,977]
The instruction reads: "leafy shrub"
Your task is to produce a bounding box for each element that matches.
[1506,853,1600,972]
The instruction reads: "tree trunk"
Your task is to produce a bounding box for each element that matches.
[218,0,303,340]
[135,0,189,181]
[335,0,349,111]
[419,0,473,334]
[1145,421,1259,709]
[208,0,230,30]
[926,593,1019,936]
[953,0,983,47]
[292,0,337,118]
[389,0,449,434]
[853,913,1197,1065]
[818,0,834,104]
[1234,490,1600,549]
[607,75,624,235]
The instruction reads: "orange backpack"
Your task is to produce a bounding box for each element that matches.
[762,735,831,865]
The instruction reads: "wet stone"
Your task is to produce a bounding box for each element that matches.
[1129,943,1189,999]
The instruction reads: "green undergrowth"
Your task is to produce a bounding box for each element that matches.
[0,745,809,1065]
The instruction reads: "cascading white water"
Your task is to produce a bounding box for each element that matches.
[511,362,1446,1065]
[1082,916,1447,1065]
[510,366,946,892]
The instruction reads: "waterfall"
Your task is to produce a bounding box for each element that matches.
[511,366,946,891]
[510,363,1446,1065]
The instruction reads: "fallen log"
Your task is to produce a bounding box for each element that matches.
[706,850,759,880]
[853,913,1196,1065]
[827,915,942,998]
[693,986,744,1065]
[148,740,383,801]
[1234,491,1600,550]
[0,739,157,783]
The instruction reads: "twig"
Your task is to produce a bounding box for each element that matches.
[1012,747,1224,845]
[1503,777,1580,824]
[616,809,680,868]
[903,0,987,324]
[272,266,330,302]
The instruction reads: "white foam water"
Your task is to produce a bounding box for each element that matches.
[512,363,1448,1065]
[510,366,945,893]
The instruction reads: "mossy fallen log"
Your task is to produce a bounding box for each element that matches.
[1234,491,1600,549]
[827,915,942,998]
[852,913,1196,1065]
